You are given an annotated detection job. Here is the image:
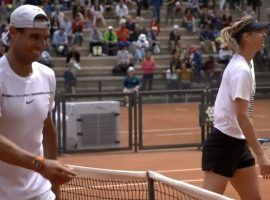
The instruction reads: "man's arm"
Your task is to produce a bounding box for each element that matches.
[42,112,60,198]
[0,114,76,185]
[0,134,36,170]
[42,112,58,160]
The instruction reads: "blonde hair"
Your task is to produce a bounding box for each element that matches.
[220,16,253,53]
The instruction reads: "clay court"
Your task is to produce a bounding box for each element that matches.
[59,99,270,199]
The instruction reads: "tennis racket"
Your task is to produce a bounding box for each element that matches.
[258,138,270,159]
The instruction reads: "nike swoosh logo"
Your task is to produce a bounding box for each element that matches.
[26,99,35,104]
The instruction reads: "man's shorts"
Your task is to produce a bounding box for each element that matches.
[202,128,255,178]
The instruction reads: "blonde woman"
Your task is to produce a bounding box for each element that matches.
[202,16,270,199]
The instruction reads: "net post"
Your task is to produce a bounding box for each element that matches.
[61,95,67,153]
[147,171,155,200]
[56,91,62,154]
[133,92,138,153]
[138,93,143,150]
[199,90,207,149]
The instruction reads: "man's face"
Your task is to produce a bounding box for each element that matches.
[11,27,50,62]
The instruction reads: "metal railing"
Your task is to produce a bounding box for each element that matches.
[54,86,270,153]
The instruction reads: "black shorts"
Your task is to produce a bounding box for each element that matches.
[202,128,255,178]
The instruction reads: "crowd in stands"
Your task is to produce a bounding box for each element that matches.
[0,0,269,94]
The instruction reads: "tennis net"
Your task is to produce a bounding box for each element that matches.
[259,138,270,159]
[60,165,233,200]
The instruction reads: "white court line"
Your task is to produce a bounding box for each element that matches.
[143,127,200,133]
[183,176,265,184]
[174,108,190,111]
[120,127,200,134]
[120,128,270,134]
[156,168,201,173]
[254,115,268,118]
[184,179,203,183]
[158,132,198,136]
[256,128,270,132]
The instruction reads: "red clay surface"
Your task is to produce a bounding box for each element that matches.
[59,100,270,199]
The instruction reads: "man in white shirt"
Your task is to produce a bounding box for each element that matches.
[0,5,76,200]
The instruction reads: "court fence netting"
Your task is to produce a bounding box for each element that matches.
[60,165,233,200]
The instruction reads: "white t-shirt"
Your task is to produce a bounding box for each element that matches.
[0,55,56,200]
[214,54,256,139]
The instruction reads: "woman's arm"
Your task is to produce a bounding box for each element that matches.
[235,98,270,179]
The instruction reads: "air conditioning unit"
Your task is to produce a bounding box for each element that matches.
[64,101,120,151]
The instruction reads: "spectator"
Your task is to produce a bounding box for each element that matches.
[199,24,217,54]
[199,6,211,29]
[247,0,259,11]
[135,0,144,21]
[218,43,233,65]
[222,8,233,28]
[141,51,156,91]
[182,8,196,34]
[129,24,141,54]
[169,49,182,71]
[187,0,201,18]
[149,17,160,35]
[242,5,256,18]
[103,26,118,56]
[51,4,65,24]
[219,0,226,10]
[38,49,54,68]
[52,26,69,56]
[60,15,74,44]
[165,0,175,25]
[169,24,181,52]
[165,63,180,90]
[190,46,203,82]
[115,0,129,21]
[129,24,141,43]
[181,44,191,63]
[149,0,163,23]
[135,33,150,66]
[123,67,140,107]
[91,1,106,27]
[72,0,86,19]
[1,25,9,52]
[179,61,193,89]
[89,26,103,56]
[117,43,132,73]
[66,44,81,68]
[103,0,114,18]
[72,12,84,46]
[210,9,224,31]
[116,18,131,49]
[41,0,54,17]
[66,45,81,90]
[148,26,161,54]
[63,66,77,94]
[166,0,183,25]
[62,0,72,10]
[202,55,217,83]
[125,15,136,31]
[50,12,61,37]
[0,2,11,23]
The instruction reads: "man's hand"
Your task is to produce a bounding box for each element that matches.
[40,159,76,185]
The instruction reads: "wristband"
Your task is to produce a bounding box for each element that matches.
[32,156,45,172]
